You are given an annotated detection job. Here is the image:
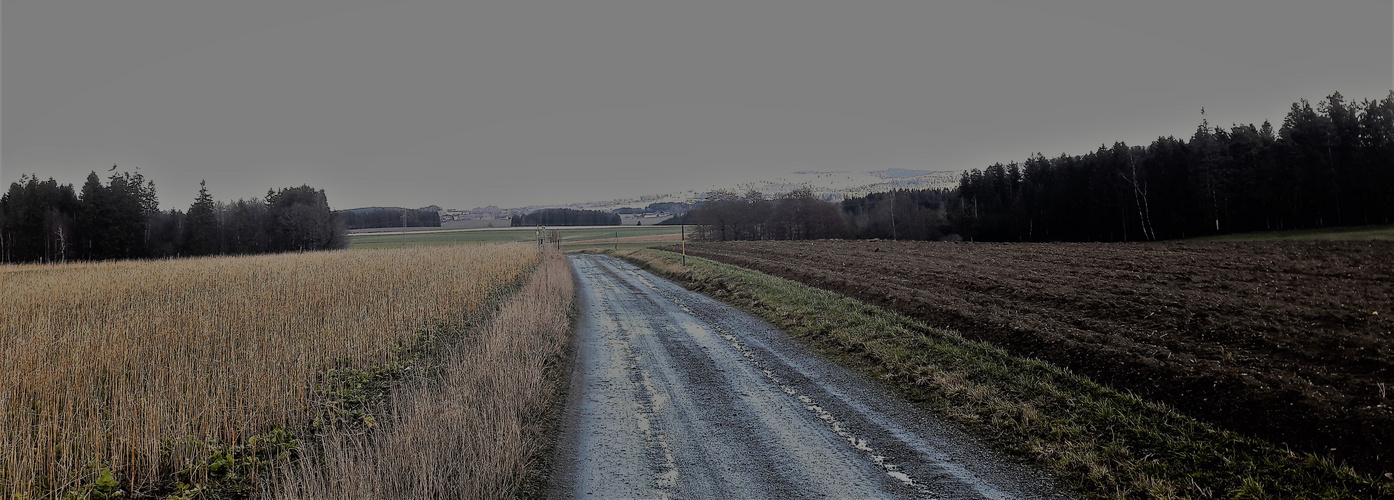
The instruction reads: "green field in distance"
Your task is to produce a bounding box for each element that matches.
[348,225,687,251]
[1186,223,1394,242]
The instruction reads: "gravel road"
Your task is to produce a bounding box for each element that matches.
[553,254,1069,499]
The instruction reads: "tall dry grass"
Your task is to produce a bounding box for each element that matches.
[0,244,539,496]
[270,249,574,499]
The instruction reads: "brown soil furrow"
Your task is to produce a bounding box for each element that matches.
[675,240,1394,475]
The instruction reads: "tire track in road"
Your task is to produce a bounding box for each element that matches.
[553,254,1069,499]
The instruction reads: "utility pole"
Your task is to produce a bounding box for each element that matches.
[681,224,686,266]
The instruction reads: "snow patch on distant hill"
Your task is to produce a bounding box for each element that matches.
[870,168,938,179]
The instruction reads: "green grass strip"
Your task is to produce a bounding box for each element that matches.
[611,248,1394,500]
[348,226,683,249]
[1185,223,1394,242]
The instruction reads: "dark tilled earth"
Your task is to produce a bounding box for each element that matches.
[675,240,1394,475]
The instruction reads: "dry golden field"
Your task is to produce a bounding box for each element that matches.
[272,248,574,499]
[0,244,540,496]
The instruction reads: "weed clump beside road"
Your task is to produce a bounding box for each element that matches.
[615,248,1394,499]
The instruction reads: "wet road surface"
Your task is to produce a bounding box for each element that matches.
[553,254,1069,499]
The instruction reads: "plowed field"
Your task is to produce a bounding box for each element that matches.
[676,240,1394,475]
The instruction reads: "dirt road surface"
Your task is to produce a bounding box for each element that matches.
[553,254,1067,499]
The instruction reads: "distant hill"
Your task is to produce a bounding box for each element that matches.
[870,168,939,179]
[410,170,961,224]
[501,169,961,216]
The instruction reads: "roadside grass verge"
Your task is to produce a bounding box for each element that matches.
[1186,223,1394,241]
[611,248,1394,499]
[270,249,575,499]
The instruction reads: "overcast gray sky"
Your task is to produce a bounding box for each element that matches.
[4,0,1391,210]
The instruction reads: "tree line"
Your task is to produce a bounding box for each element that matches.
[339,207,441,230]
[0,170,346,263]
[685,189,849,241]
[615,202,693,215]
[687,90,1393,242]
[956,91,1394,241]
[511,208,620,226]
[682,187,959,242]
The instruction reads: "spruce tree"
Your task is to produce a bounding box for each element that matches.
[184,180,219,255]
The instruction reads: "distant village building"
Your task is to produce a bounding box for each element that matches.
[470,205,505,218]
[438,208,468,221]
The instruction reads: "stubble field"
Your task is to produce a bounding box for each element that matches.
[0,244,546,497]
[678,240,1394,475]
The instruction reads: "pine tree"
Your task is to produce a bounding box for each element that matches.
[184,180,219,255]
[75,172,108,259]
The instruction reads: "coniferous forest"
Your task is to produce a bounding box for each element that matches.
[0,170,345,263]
[338,207,442,230]
[954,91,1394,241]
[689,91,1393,242]
[511,208,620,226]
